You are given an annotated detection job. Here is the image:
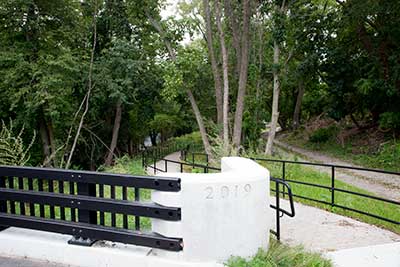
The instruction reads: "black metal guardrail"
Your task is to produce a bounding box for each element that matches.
[173,149,400,228]
[142,151,295,241]
[0,166,183,251]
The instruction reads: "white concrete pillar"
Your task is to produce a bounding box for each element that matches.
[152,157,271,263]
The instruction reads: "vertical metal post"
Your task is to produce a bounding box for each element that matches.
[206,154,209,167]
[180,163,183,173]
[192,153,195,165]
[282,162,286,198]
[275,181,280,241]
[69,177,97,246]
[135,188,140,230]
[331,166,335,207]
[0,177,8,231]
[165,160,168,172]
[142,151,145,167]
[153,155,157,175]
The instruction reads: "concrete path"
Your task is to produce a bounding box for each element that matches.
[0,256,75,267]
[146,151,182,175]
[327,242,400,267]
[276,198,400,253]
[274,140,400,201]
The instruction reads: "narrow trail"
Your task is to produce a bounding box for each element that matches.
[274,140,400,201]
[145,151,182,175]
[146,151,400,253]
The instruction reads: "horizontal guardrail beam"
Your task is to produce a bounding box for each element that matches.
[0,166,181,192]
[0,188,181,221]
[0,213,183,251]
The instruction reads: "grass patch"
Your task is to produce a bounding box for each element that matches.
[101,156,151,230]
[227,239,332,267]
[282,133,400,172]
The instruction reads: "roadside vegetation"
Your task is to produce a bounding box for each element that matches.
[227,239,332,267]
[280,117,400,172]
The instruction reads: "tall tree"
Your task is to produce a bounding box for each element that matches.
[214,0,230,150]
[232,0,252,147]
[266,0,288,155]
[203,0,223,126]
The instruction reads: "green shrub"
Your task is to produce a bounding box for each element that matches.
[227,239,332,267]
[170,131,203,151]
[0,120,35,166]
[379,112,400,130]
[309,126,337,143]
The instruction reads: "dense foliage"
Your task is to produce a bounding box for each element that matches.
[0,0,399,168]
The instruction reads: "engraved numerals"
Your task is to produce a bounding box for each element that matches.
[204,184,251,200]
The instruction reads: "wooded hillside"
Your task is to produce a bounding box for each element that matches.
[0,0,399,169]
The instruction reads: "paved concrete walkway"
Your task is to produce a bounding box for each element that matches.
[146,151,182,175]
[0,256,75,267]
[276,198,400,252]
[327,242,400,267]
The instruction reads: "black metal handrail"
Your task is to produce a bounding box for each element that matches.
[0,165,183,251]
[270,177,295,241]
[174,149,400,228]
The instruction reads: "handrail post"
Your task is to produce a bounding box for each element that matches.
[135,187,140,230]
[331,166,335,207]
[282,162,286,198]
[69,178,97,246]
[275,181,281,241]
[0,177,7,230]
[165,160,168,172]
[154,155,157,175]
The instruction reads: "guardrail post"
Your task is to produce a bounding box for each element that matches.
[68,178,97,246]
[135,188,140,230]
[0,177,7,230]
[331,166,335,207]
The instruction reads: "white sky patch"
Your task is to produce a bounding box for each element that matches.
[161,0,194,45]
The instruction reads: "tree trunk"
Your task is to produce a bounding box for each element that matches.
[265,41,281,155]
[150,131,157,146]
[215,0,230,150]
[105,100,122,166]
[224,0,241,75]
[66,1,97,169]
[187,90,212,156]
[232,0,251,147]
[39,119,51,167]
[292,80,305,129]
[203,0,223,125]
